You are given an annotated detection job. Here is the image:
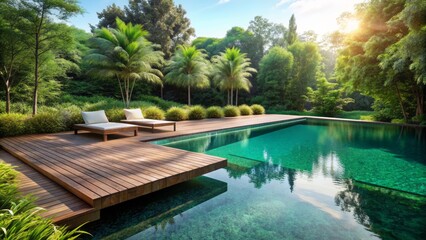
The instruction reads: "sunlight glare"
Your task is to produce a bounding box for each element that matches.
[344,19,359,32]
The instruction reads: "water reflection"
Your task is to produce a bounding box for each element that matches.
[83,177,227,240]
[335,179,426,239]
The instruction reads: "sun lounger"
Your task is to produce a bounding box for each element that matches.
[74,110,138,141]
[121,109,177,133]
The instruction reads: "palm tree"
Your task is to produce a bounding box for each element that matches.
[85,18,163,108]
[164,45,210,106]
[211,47,256,105]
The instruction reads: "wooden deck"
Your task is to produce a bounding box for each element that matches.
[0,151,98,227]
[0,114,303,227]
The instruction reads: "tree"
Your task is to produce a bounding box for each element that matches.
[257,47,294,108]
[85,18,164,108]
[164,45,210,106]
[287,42,322,110]
[247,16,275,68]
[307,71,353,116]
[336,0,425,121]
[19,0,82,115]
[211,47,257,105]
[124,0,194,58]
[0,1,30,113]
[287,14,297,45]
[96,3,125,29]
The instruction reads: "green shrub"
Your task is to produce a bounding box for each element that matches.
[360,115,374,121]
[239,104,253,116]
[251,104,265,115]
[60,106,83,130]
[26,112,66,134]
[0,113,28,137]
[0,162,18,200]
[391,119,405,124]
[165,107,188,121]
[0,161,87,239]
[223,105,240,117]
[206,106,224,118]
[188,105,207,120]
[10,102,32,114]
[411,114,425,124]
[143,106,165,120]
[105,108,125,122]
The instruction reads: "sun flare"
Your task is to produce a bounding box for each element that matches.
[344,19,360,32]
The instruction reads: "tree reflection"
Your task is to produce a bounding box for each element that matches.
[226,160,296,190]
[335,179,426,239]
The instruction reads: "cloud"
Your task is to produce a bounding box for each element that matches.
[218,0,230,4]
[276,0,291,7]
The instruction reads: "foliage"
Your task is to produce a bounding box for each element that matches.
[307,72,353,117]
[206,106,224,118]
[0,113,28,137]
[165,107,188,121]
[60,105,83,129]
[105,108,125,122]
[26,111,66,134]
[257,46,293,108]
[143,106,165,120]
[238,104,253,116]
[164,45,210,106]
[96,0,195,58]
[250,104,265,115]
[0,161,87,239]
[188,105,207,120]
[96,3,125,29]
[286,41,322,110]
[85,18,163,108]
[17,0,83,115]
[336,0,426,122]
[0,1,30,113]
[247,16,287,68]
[287,14,297,45]
[223,105,241,117]
[211,47,256,105]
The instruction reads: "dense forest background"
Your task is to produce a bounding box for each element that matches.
[0,0,425,123]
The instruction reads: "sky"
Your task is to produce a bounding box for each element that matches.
[69,0,363,38]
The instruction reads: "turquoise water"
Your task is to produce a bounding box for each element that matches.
[85,119,426,240]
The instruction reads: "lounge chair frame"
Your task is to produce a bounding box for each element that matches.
[74,124,138,141]
[121,120,176,133]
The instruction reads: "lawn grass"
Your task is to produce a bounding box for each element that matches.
[268,109,375,120]
[336,111,374,120]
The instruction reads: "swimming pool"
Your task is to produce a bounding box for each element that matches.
[85,119,426,239]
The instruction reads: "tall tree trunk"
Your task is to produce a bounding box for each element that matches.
[414,85,424,117]
[227,89,230,105]
[230,85,234,106]
[188,85,191,106]
[5,86,11,113]
[236,88,239,106]
[32,32,39,116]
[395,82,408,122]
[32,7,45,116]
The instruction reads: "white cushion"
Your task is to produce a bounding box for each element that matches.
[80,122,137,130]
[81,110,109,124]
[124,108,144,120]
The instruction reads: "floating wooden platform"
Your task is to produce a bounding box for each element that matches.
[0,114,303,227]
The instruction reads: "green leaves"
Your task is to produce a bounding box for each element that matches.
[85,17,164,108]
[164,45,210,105]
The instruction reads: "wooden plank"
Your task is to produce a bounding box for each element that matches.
[0,151,98,226]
